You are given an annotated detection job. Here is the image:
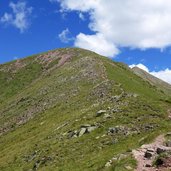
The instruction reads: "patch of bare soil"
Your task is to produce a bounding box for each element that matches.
[132,135,171,171]
[168,110,171,119]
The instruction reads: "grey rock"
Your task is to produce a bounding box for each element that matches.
[104,114,112,119]
[118,154,128,161]
[166,132,171,136]
[81,124,91,128]
[96,110,106,117]
[112,157,117,161]
[68,131,75,138]
[145,164,152,167]
[108,126,126,134]
[111,95,120,101]
[125,166,133,170]
[87,126,97,133]
[147,148,155,153]
[105,160,112,167]
[166,140,171,147]
[145,125,154,130]
[156,147,165,154]
[144,151,153,158]
[79,128,87,137]
[111,109,120,113]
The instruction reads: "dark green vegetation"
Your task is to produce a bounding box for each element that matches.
[0,48,171,171]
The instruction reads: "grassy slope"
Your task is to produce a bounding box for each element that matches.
[0,48,171,171]
[132,66,171,96]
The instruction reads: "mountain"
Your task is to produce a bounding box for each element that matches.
[0,48,171,171]
[132,66,171,96]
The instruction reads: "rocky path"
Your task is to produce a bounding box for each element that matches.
[168,110,171,119]
[132,135,171,171]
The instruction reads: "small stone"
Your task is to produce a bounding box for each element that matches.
[81,124,91,128]
[96,110,106,117]
[166,132,171,136]
[166,140,171,147]
[68,131,75,138]
[108,127,117,134]
[145,125,154,130]
[112,157,117,161]
[107,107,111,110]
[144,151,153,158]
[147,148,155,153]
[118,154,127,160]
[125,165,132,170]
[145,164,152,167]
[87,126,97,133]
[101,134,106,138]
[105,160,112,167]
[155,158,164,166]
[156,147,165,154]
[104,114,112,119]
[79,128,87,137]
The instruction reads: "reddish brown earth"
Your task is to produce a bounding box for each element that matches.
[132,135,171,171]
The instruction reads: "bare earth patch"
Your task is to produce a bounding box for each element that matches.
[132,135,171,171]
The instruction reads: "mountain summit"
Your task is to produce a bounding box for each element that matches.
[0,48,171,171]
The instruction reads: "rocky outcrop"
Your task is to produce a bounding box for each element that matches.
[67,124,99,138]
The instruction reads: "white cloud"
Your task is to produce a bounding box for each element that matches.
[1,1,33,33]
[58,28,74,43]
[57,0,171,57]
[129,63,171,84]
[151,69,171,84]
[1,13,13,23]
[78,13,85,20]
[75,33,119,57]
[129,64,149,72]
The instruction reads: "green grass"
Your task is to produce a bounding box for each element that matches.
[0,48,171,171]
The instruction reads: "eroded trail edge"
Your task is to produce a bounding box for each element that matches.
[132,134,171,171]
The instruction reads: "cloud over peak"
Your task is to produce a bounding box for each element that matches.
[58,0,171,57]
[129,63,171,84]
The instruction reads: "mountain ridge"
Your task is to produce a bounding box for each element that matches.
[132,66,171,96]
[0,48,171,171]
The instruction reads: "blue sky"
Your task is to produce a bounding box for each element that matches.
[0,0,171,83]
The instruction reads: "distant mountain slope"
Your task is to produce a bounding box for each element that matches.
[0,48,171,171]
[132,66,171,96]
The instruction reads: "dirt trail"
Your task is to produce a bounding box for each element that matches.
[168,110,171,119]
[132,135,171,171]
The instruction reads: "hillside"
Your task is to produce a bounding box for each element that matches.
[132,66,171,96]
[0,48,171,171]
